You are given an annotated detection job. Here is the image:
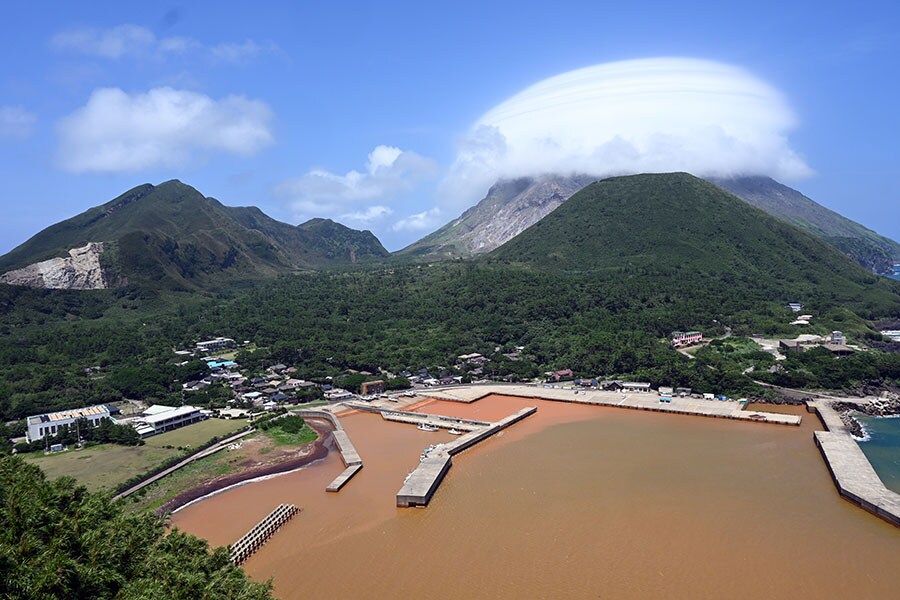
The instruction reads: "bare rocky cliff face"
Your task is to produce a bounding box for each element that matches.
[0,242,108,289]
[401,174,596,257]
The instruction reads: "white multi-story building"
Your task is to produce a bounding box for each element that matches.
[131,405,206,438]
[195,337,235,353]
[26,405,111,443]
[671,331,703,347]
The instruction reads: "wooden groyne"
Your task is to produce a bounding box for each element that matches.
[293,409,363,492]
[230,504,299,565]
[396,407,537,507]
[808,399,900,527]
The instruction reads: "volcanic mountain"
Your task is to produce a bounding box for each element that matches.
[486,173,900,315]
[0,180,388,290]
[400,173,900,274]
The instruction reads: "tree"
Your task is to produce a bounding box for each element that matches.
[0,455,272,599]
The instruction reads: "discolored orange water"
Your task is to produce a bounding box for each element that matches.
[171,396,900,599]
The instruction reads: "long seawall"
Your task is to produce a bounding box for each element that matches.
[396,407,536,507]
[425,385,801,426]
[808,399,900,527]
[294,409,363,492]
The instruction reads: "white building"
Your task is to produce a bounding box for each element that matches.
[26,405,111,443]
[131,405,205,438]
[195,337,235,353]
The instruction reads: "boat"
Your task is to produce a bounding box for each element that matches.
[417,423,439,432]
[448,428,463,435]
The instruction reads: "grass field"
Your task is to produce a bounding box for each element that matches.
[25,418,249,492]
[143,418,249,449]
[125,447,242,513]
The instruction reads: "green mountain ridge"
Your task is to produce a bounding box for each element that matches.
[0,180,388,290]
[487,173,900,317]
[710,175,900,273]
[399,172,899,275]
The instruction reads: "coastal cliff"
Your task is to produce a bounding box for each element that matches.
[0,242,108,290]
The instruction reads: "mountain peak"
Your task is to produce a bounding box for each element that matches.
[0,181,388,290]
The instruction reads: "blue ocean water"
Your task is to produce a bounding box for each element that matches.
[856,414,900,494]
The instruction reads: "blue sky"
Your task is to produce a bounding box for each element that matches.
[1,0,898,253]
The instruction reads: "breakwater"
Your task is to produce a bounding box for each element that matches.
[396,406,536,507]
[808,399,900,527]
[230,503,299,565]
[426,384,801,425]
[294,409,363,492]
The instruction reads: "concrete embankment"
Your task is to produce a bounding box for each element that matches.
[426,385,801,426]
[442,406,537,455]
[113,428,255,501]
[396,407,537,507]
[343,401,488,431]
[294,409,363,491]
[808,399,900,527]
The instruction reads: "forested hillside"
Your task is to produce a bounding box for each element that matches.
[0,455,271,599]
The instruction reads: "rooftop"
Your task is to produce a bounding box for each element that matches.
[27,405,109,425]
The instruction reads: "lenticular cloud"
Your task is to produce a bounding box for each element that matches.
[444,58,811,206]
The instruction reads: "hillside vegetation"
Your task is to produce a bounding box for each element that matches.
[0,180,387,290]
[0,455,271,599]
[2,174,900,424]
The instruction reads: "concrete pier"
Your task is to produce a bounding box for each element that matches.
[326,464,363,492]
[380,409,488,432]
[808,399,900,527]
[425,384,801,426]
[396,407,537,507]
[443,406,537,456]
[396,452,452,508]
[293,409,363,491]
[230,503,299,565]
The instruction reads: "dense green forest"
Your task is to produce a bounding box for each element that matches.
[2,174,900,424]
[0,455,271,599]
[3,257,900,424]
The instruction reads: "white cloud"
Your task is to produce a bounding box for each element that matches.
[277,145,437,223]
[393,207,443,232]
[209,40,277,64]
[50,24,274,64]
[441,57,812,210]
[0,106,37,139]
[56,87,274,173]
[339,205,394,224]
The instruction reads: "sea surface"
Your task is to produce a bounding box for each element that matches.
[171,396,900,599]
[856,413,900,493]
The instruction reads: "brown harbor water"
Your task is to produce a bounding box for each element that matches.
[171,396,900,599]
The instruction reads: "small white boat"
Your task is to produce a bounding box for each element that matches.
[448,428,463,435]
[417,423,439,432]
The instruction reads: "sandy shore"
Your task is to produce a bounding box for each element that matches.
[158,419,333,514]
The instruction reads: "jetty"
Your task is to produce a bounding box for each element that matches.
[230,503,299,565]
[808,399,900,527]
[423,384,802,426]
[293,409,363,492]
[396,406,536,507]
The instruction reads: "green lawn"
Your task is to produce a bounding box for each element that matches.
[262,423,318,446]
[24,443,179,492]
[126,448,241,513]
[24,418,249,492]
[144,418,249,449]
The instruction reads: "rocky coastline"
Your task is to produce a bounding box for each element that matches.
[831,395,900,439]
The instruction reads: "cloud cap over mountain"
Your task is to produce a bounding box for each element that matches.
[443,57,812,207]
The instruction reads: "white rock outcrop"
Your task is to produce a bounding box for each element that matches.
[0,242,108,289]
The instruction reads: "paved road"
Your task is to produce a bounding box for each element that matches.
[112,428,255,501]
